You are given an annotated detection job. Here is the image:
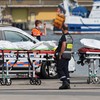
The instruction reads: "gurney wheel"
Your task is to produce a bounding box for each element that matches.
[92,77,100,84]
[5,78,12,86]
[87,77,92,84]
[0,80,5,86]
[30,78,41,85]
[87,79,90,84]
[30,78,36,85]
[87,77,100,84]
[35,79,41,85]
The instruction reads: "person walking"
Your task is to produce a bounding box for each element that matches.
[55,24,73,89]
[31,20,46,41]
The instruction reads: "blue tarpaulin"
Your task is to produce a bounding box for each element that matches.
[94,0,100,2]
[72,6,89,18]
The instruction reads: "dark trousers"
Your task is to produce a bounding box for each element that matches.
[36,36,41,41]
[57,59,70,82]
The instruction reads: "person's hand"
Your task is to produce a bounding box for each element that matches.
[59,55,61,59]
[43,23,47,36]
[44,23,46,29]
[43,34,46,36]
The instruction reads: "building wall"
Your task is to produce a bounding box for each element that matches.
[28,7,57,22]
[4,7,57,23]
[12,8,28,23]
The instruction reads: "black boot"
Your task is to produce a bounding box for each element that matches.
[67,79,70,84]
[59,81,70,89]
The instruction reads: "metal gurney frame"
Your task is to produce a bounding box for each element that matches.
[0,49,54,86]
[77,47,100,84]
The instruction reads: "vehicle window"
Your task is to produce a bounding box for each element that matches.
[96,6,99,9]
[0,31,3,40]
[4,30,33,42]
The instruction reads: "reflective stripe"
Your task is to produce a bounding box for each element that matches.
[60,76,66,80]
[67,44,73,49]
[64,51,72,53]
[65,34,73,52]
[67,78,70,80]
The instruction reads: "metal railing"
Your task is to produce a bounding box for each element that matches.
[0,0,62,6]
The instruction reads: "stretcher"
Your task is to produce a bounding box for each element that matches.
[0,49,54,86]
[77,47,100,84]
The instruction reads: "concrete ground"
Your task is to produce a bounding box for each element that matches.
[0,77,100,100]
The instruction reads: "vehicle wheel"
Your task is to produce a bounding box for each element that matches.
[41,61,58,79]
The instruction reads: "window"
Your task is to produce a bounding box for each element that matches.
[0,31,3,40]
[4,30,32,42]
[70,27,75,30]
[96,6,100,9]
[16,0,23,2]
[76,27,81,30]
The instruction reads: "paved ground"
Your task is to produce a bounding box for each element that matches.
[0,78,100,100]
